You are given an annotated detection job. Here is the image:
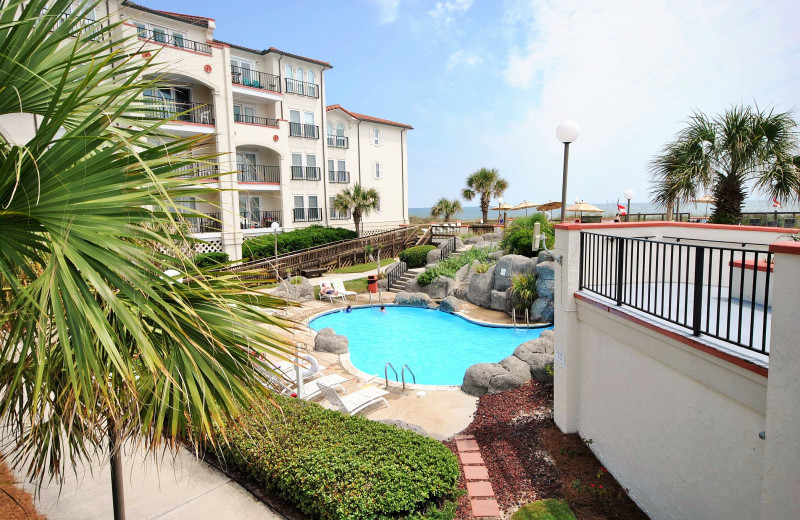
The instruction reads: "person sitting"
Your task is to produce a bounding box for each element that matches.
[614,213,621,222]
[320,283,339,296]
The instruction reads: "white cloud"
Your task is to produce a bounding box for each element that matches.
[429,0,474,27]
[447,50,484,70]
[493,0,800,203]
[370,0,401,24]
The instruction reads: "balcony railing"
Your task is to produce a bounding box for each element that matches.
[136,28,211,54]
[237,164,279,183]
[284,78,319,98]
[175,160,219,180]
[144,95,215,125]
[240,210,281,229]
[289,122,319,139]
[293,207,323,222]
[579,232,773,355]
[233,113,279,127]
[329,208,350,220]
[290,166,320,181]
[326,135,349,148]
[328,170,350,184]
[182,212,221,233]
[230,66,280,92]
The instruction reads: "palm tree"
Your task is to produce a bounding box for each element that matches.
[430,197,463,222]
[333,183,380,236]
[461,168,509,224]
[0,2,294,517]
[649,106,799,224]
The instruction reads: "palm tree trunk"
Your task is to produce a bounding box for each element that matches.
[710,173,746,225]
[109,421,126,520]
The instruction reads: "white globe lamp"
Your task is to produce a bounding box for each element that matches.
[557,120,580,222]
[624,189,636,222]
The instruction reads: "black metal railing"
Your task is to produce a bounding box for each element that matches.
[289,122,319,139]
[329,208,350,220]
[328,170,349,184]
[326,135,349,148]
[240,210,281,229]
[291,166,319,180]
[175,160,219,180]
[439,236,457,262]
[230,66,280,92]
[579,232,773,355]
[233,113,279,127]
[137,28,211,54]
[284,78,319,98]
[386,260,408,290]
[182,212,221,233]
[237,164,279,183]
[293,207,323,222]
[305,166,321,180]
[143,95,215,125]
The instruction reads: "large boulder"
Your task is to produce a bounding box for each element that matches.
[438,296,462,313]
[489,250,504,261]
[455,260,479,284]
[473,241,498,251]
[426,248,442,265]
[314,328,349,354]
[268,277,314,302]
[540,329,555,343]
[420,276,457,299]
[536,278,555,301]
[499,355,532,385]
[530,297,554,323]
[493,255,538,291]
[515,337,554,357]
[467,265,495,308]
[464,235,485,245]
[462,363,508,397]
[535,261,555,280]
[490,289,510,312]
[394,291,433,308]
[454,284,470,300]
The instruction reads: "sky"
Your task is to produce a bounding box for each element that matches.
[147,0,800,208]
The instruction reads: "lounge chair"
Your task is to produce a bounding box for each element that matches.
[319,280,346,302]
[331,278,359,301]
[302,374,347,400]
[784,218,796,228]
[318,382,389,415]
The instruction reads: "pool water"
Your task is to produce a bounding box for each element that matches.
[309,306,551,386]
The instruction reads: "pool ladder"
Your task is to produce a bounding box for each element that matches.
[511,309,530,330]
[384,362,416,390]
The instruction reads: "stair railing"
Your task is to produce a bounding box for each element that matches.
[439,236,457,262]
[385,260,408,290]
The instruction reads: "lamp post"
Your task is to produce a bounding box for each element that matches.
[271,221,280,261]
[556,120,580,222]
[624,189,635,222]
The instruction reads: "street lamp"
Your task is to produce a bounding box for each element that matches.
[271,221,280,261]
[624,189,635,222]
[556,120,580,222]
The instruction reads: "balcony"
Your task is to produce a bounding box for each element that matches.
[284,78,319,98]
[175,160,219,181]
[289,122,319,139]
[293,207,323,222]
[329,208,351,220]
[230,66,280,92]
[233,113,279,127]
[291,166,321,181]
[237,164,280,183]
[326,135,349,148]
[182,213,221,233]
[144,95,215,125]
[328,170,350,184]
[240,210,281,229]
[136,28,211,54]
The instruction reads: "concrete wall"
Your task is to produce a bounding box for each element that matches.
[553,222,800,520]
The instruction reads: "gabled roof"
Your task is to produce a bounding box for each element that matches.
[327,105,413,129]
[121,1,212,28]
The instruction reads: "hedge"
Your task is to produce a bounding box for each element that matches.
[242,225,357,259]
[399,245,437,268]
[217,395,460,520]
[193,251,229,268]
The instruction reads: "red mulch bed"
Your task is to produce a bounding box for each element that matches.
[445,381,650,520]
[0,461,46,520]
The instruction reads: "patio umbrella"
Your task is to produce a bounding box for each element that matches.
[692,195,716,217]
[564,201,604,219]
[511,200,540,216]
[489,202,514,224]
[536,201,563,211]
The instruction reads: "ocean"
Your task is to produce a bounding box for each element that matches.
[409,200,799,221]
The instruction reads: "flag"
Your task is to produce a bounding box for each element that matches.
[617,203,627,215]
[773,197,782,208]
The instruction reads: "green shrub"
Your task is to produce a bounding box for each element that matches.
[510,273,537,312]
[475,262,490,274]
[417,267,440,286]
[511,499,576,520]
[399,245,437,268]
[242,226,357,259]
[194,251,229,268]
[417,246,498,285]
[501,214,555,257]
[217,395,460,520]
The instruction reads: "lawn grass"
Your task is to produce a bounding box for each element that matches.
[330,259,395,274]
[511,499,576,520]
[313,277,369,299]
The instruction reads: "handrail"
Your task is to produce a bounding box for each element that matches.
[136,28,212,54]
[439,236,457,262]
[385,362,398,388]
[525,308,529,327]
[415,227,433,246]
[385,260,407,290]
[662,236,773,249]
[401,364,416,390]
[512,311,517,330]
[230,66,280,92]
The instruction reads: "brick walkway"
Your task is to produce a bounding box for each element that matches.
[455,434,501,518]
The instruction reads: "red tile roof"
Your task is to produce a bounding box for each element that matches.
[327,105,413,129]
[266,47,332,69]
[122,1,212,27]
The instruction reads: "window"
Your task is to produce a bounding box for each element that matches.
[231,57,254,70]
[294,195,304,208]
[374,162,381,179]
[306,154,318,180]
[233,104,256,123]
[335,123,346,147]
[328,159,335,181]
[296,67,304,95]
[284,65,294,93]
[133,21,147,38]
[308,196,320,221]
[289,110,301,136]
[303,112,316,138]
[326,121,333,145]
[176,196,196,213]
[152,26,167,44]
[291,153,303,179]
[307,70,315,84]
[238,195,262,228]
[285,64,293,79]
[293,195,305,222]
[306,70,316,96]
[373,128,380,145]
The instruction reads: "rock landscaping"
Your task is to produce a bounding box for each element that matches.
[438,295,463,313]
[393,291,433,307]
[313,327,349,354]
[267,276,314,303]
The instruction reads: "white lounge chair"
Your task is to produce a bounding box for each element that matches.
[319,280,346,302]
[302,374,347,400]
[330,278,359,301]
[318,382,389,415]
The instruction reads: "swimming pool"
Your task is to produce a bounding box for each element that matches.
[309,306,551,386]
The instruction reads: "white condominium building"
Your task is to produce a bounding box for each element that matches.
[107,1,412,260]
